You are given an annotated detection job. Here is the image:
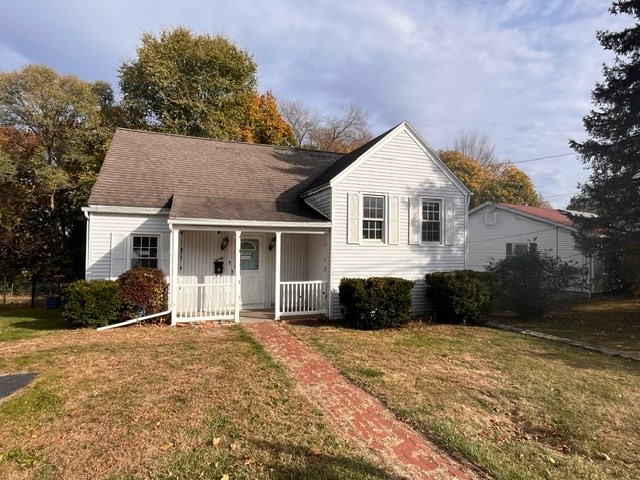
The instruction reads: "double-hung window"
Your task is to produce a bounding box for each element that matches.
[421,199,442,243]
[131,235,158,268]
[362,195,385,241]
[506,242,537,257]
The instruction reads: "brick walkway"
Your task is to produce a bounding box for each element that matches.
[245,322,479,480]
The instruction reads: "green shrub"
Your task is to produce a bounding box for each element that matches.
[486,250,580,319]
[117,268,168,321]
[61,280,121,328]
[425,270,498,325]
[339,277,415,329]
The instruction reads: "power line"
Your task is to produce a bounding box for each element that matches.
[505,152,579,165]
[544,191,578,199]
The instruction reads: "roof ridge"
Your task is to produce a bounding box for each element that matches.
[114,127,342,155]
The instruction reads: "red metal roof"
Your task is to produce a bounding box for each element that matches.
[498,203,575,228]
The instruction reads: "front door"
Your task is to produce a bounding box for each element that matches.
[240,238,263,307]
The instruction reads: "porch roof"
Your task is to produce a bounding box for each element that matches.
[168,194,329,223]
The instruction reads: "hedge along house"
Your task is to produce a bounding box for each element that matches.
[84,122,470,324]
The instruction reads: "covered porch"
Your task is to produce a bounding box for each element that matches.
[168,220,331,324]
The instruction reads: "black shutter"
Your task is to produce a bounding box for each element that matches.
[506,243,513,258]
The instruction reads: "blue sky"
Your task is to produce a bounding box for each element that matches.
[0,0,630,207]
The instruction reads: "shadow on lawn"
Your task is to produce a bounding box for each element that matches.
[515,344,640,376]
[249,438,392,479]
[0,308,69,332]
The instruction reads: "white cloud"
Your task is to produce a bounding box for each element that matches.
[0,0,631,207]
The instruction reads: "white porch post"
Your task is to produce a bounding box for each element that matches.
[274,231,282,320]
[234,230,241,323]
[169,227,179,325]
[325,230,332,318]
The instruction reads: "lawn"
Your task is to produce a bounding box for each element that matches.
[492,295,640,354]
[0,310,391,480]
[287,320,640,480]
[0,308,69,342]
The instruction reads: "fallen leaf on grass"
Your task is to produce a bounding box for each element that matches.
[308,446,322,456]
[210,437,221,447]
[159,443,172,451]
[230,443,238,452]
[220,475,229,480]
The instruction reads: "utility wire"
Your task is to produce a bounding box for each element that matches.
[497,152,579,165]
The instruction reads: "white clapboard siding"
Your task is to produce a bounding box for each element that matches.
[178,230,236,284]
[468,205,583,272]
[330,129,468,317]
[303,188,332,219]
[467,204,601,293]
[110,233,126,279]
[86,212,171,280]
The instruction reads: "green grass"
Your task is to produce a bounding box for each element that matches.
[0,322,392,480]
[0,308,68,342]
[287,320,640,480]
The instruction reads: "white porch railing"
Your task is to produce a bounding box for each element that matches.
[279,280,328,316]
[176,280,236,321]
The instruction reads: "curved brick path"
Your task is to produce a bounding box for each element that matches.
[245,322,480,480]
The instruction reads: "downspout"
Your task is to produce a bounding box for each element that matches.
[556,226,559,258]
[465,193,472,269]
[97,309,171,331]
[83,208,91,280]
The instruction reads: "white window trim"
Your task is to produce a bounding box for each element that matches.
[361,193,387,244]
[420,197,444,245]
[507,241,535,257]
[130,234,161,269]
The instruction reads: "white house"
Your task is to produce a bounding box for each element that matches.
[84,122,471,324]
[468,202,608,294]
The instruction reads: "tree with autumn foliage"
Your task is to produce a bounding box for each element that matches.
[120,27,292,145]
[0,65,111,284]
[240,91,295,146]
[569,0,640,293]
[439,150,542,208]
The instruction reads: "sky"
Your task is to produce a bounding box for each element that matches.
[0,0,631,208]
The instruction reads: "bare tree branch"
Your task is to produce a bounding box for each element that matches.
[453,130,497,165]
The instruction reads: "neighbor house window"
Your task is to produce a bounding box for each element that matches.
[362,195,385,240]
[131,235,158,268]
[506,242,537,257]
[421,199,442,243]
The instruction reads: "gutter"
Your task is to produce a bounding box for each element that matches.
[96,310,171,331]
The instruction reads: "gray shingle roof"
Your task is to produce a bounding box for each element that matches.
[89,129,343,222]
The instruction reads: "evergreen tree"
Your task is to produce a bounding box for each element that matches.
[569,0,640,293]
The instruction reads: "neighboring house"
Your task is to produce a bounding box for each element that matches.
[468,202,608,294]
[84,122,470,324]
